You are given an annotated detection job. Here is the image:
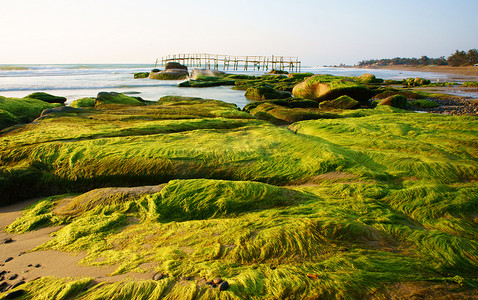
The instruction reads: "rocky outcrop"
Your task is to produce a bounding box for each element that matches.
[94,92,146,107]
[355,73,383,84]
[319,95,360,109]
[134,72,150,79]
[149,69,189,80]
[245,85,290,100]
[378,95,408,108]
[24,92,67,104]
[190,69,225,80]
[292,74,373,103]
[165,62,188,70]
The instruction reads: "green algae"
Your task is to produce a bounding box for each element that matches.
[70,97,95,108]
[0,95,62,126]
[2,95,478,298]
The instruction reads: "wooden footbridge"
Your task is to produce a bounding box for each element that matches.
[155,54,301,72]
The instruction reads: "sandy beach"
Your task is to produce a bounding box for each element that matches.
[365,65,478,81]
[0,199,153,292]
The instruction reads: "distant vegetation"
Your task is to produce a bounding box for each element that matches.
[358,48,478,67]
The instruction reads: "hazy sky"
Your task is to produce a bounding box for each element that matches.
[1,0,477,65]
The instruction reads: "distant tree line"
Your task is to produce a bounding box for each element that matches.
[357,49,478,67]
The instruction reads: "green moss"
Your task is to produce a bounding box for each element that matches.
[462,81,478,87]
[24,92,67,104]
[409,99,440,108]
[355,73,384,84]
[378,95,408,109]
[250,103,341,124]
[244,85,290,100]
[134,72,150,79]
[95,92,145,107]
[70,97,95,108]
[0,95,62,124]
[0,108,19,130]
[319,95,360,109]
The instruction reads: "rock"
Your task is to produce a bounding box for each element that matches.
[8,274,18,280]
[34,264,41,268]
[306,273,318,279]
[70,97,95,108]
[3,289,26,299]
[355,73,383,84]
[0,271,6,276]
[0,282,9,292]
[95,92,146,107]
[212,278,222,285]
[165,62,188,70]
[269,69,288,75]
[0,238,13,244]
[205,281,216,288]
[409,99,439,108]
[404,77,431,87]
[292,74,373,103]
[191,69,225,80]
[4,257,13,263]
[24,92,67,104]
[152,272,164,280]
[39,106,84,118]
[319,95,360,109]
[378,95,408,109]
[151,69,160,73]
[149,69,189,80]
[245,85,290,100]
[133,72,150,79]
[287,72,314,80]
[218,280,229,291]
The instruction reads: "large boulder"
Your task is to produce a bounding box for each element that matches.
[24,92,67,104]
[319,95,360,109]
[190,69,225,80]
[165,62,188,70]
[95,92,146,107]
[149,69,189,80]
[378,95,408,109]
[292,74,374,103]
[245,85,290,100]
[134,72,150,79]
[355,73,383,84]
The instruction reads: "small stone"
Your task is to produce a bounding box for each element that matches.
[22,270,29,273]
[205,281,216,288]
[8,274,18,280]
[34,264,41,268]
[270,266,276,270]
[11,280,25,289]
[218,280,229,291]
[1,238,13,244]
[0,270,6,276]
[306,273,318,279]
[152,272,164,280]
[4,289,26,299]
[4,257,13,263]
[27,264,33,267]
[212,278,222,285]
[0,281,9,292]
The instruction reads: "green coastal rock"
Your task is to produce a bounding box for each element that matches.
[268,69,289,75]
[292,74,373,103]
[319,95,360,109]
[404,77,431,87]
[165,62,188,70]
[191,69,225,79]
[149,69,189,80]
[378,95,408,109]
[355,73,384,84]
[133,72,149,79]
[70,97,95,108]
[250,103,341,125]
[95,92,146,107]
[409,99,440,108]
[178,75,235,87]
[0,95,62,127]
[245,85,291,100]
[25,92,67,104]
[287,72,314,80]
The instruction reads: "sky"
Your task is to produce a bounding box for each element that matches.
[1,0,477,66]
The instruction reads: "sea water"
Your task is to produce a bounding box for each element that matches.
[0,64,457,108]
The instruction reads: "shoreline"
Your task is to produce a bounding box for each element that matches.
[361,65,478,81]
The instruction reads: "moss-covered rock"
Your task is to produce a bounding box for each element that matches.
[0,109,19,130]
[378,95,408,109]
[250,103,341,125]
[37,106,85,120]
[245,85,291,100]
[149,69,189,80]
[25,92,67,104]
[374,89,425,100]
[409,99,440,108]
[292,74,373,103]
[165,62,188,70]
[462,81,478,87]
[319,95,360,109]
[133,72,150,79]
[191,69,225,79]
[269,69,289,75]
[287,73,314,80]
[70,97,95,108]
[95,92,146,107]
[355,73,384,84]
[0,96,63,125]
[178,75,235,87]
[404,77,431,87]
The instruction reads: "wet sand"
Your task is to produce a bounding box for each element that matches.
[368,65,478,82]
[0,198,153,291]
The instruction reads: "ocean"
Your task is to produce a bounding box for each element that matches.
[0,64,457,108]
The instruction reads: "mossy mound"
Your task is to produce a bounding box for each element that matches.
[287,72,314,80]
[0,95,63,126]
[95,92,146,107]
[409,99,440,108]
[245,85,290,100]
[0,109,19,130]
[70,97,95,108]
[374,89,426,100]
[292,74,374,103]
[462,81,478,87]
[404,77,431,87]
[319,95,360,109]
[133,72,149,79]
[24,92,67,104]
[355,73,384,84]
[268,69,289,75]
[149,69,189,80]
[178,76,235,87]
[378,95,408,109]
[250,103,341,125]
